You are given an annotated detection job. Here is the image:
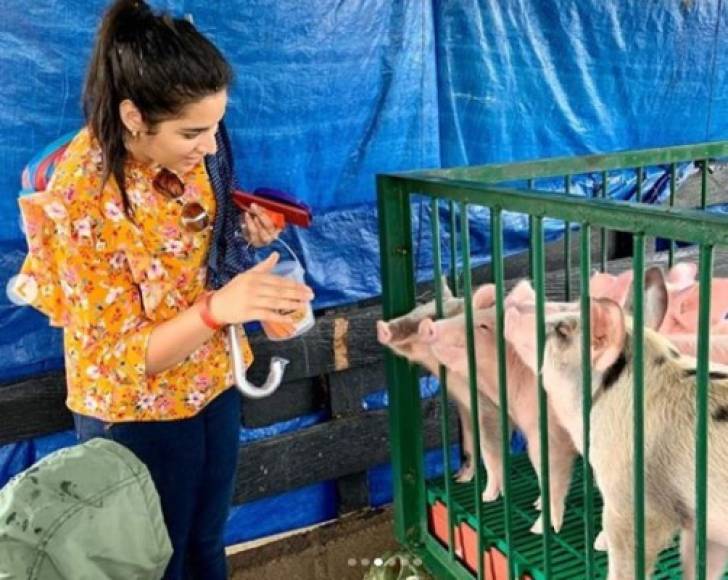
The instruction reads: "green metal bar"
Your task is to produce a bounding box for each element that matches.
[460,203,485,580]
[449,201,459,296]
[389,177,728,246]
[376,175,426,546]
[632,234,646,580]
[601,171,608,272]
[635,166,643,203]
[695,244,713,580]
[419,533,485,580]
[669,163,677,268]
[405,140,728,183]
[564,175,572,300]
[532,217,553,577]
[430,198,457,561]
[580,223,595,580]
[701,160,708,209]
[491,207,515,580]
[528,179,535,282]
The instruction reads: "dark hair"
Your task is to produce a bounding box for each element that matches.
[83,0,233,215]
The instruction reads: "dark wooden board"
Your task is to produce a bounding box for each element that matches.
[0,371,71,445]
[232,397,459,504]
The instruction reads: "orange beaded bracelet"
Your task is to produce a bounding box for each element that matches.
[198,291,224,331]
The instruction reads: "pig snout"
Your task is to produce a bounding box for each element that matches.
[376,320,392,344]
[418,318,438,344]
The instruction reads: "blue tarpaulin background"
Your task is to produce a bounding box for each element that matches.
[1,0,727,542]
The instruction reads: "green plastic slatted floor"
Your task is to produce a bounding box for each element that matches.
[426,453,725,579]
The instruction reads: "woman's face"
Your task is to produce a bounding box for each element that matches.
[132,89,228,175]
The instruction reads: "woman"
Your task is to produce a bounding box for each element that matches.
[13,1,314,578]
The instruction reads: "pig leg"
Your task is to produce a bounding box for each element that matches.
[447,377,476,483]
[594,530,608,551]
[524,422,575,534]
[453,398,476,483]
[680,529,728,580]
[603,505,675,580]
[479,396,506,502]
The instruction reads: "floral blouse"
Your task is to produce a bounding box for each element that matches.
[14,128,253,422]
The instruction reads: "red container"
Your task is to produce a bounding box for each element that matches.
[459,521,495,579]
[428,501,463,557]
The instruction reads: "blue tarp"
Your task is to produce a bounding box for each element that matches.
[1,0,727,540]
[0,410,337,545]
[2,1,726,381]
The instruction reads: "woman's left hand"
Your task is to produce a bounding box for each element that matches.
[241,203,283,247]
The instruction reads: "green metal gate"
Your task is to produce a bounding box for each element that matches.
[377,141,728,580]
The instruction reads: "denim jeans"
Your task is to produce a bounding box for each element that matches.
[73,387,241,580]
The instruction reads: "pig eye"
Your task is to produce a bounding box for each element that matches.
[478,323,490,332]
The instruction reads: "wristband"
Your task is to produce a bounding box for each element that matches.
[198,291,225,331]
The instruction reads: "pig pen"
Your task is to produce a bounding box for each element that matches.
[378,143,728,579]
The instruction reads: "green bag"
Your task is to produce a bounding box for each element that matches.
[0,438,172,579]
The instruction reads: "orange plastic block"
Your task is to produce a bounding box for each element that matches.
[459,522,495,579]
[428,501,463,557]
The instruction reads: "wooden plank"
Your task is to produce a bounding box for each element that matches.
[232,397,459,504]
[328,361,387,514]
[542,246,728,300]
[328,362,387,418]
[240,376,327,429]
[336,473,371,515]
[4,241,717,446]
[0,371,71,445]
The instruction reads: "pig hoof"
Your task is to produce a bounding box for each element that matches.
[454,463,474,483]
[533,496,542,511]
[594,531,608,551]
[481,482,501,503]
[530,517,544,535]
[455,468,475,483]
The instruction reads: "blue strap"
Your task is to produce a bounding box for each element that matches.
[204,121,255,290]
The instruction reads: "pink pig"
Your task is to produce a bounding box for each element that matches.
[588,262,728,337]
[376,280,508,500]
[642,266,728,365]
[418,282,577,534]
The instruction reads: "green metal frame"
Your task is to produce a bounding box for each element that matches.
[377,141,728,580]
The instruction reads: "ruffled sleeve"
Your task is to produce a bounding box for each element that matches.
[15,191,74,327]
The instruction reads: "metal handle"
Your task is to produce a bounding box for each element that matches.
[227,324,289,399]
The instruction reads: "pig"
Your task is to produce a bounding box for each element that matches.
[376,280,508,500]
[418,281,578,533]
[511,298,728,579]
[641,266,728,365]
[589,262,728,336]
[589,270,634,307]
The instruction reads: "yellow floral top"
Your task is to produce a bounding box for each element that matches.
[14,127,253,422]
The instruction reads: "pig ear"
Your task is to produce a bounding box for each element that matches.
[376,320,392,345]
[590,271,632,306]
[643,266,668,330]
[472,284,496,309]
[679,279,728,326]
[503,305,527,342]
[505,279,535,308]
[440,275,454,299]
[590,298,626,372]
[666,262,697,291]
[589,272,613,300]
[611,270,634,308]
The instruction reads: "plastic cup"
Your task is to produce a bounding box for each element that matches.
[261,256,315,341]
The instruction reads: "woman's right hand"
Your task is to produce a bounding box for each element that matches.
[209,252,314,325]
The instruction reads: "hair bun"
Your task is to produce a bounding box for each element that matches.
[105,0,155,44]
